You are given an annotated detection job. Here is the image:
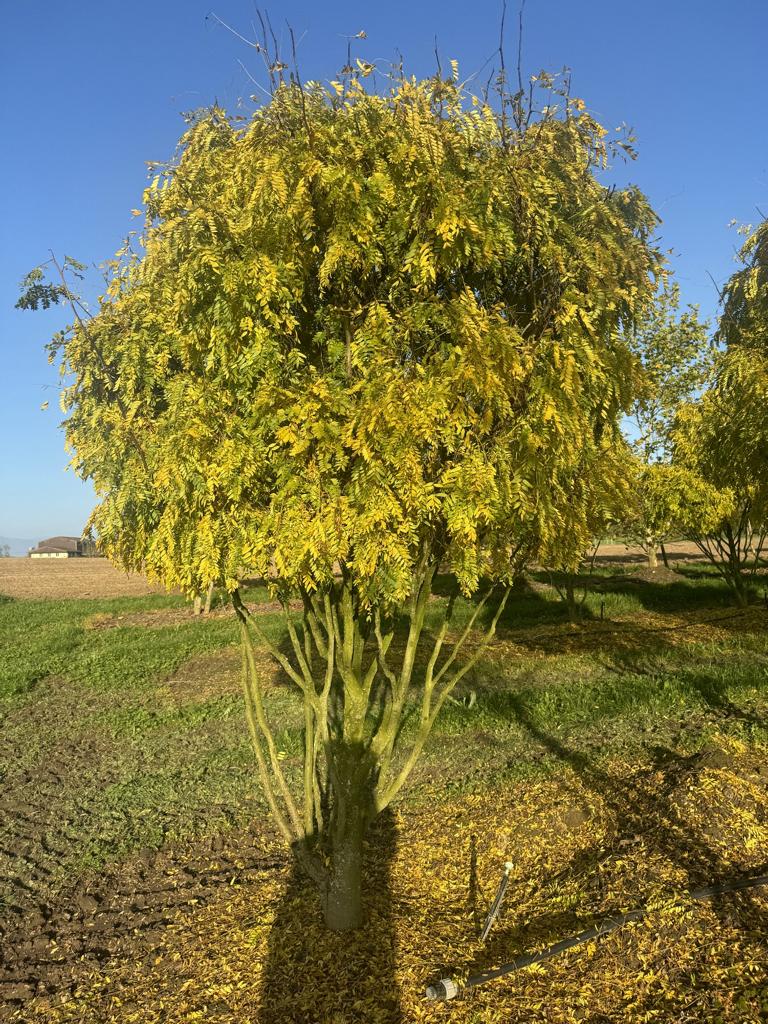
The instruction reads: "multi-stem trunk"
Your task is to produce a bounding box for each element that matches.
[724,524,749,607]
[694,523,752,609]
[727,568,749,607]
[232,570,512,932]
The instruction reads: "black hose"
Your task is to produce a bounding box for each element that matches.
[426,872,768,1000]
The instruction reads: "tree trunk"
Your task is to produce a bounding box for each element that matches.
[325,795,367,931]
[730,572,749,608]
[660,543,670,569]
[646,544,658,569]
[203,581,215,615]
[565,577,580,624]
[724,527,748,608]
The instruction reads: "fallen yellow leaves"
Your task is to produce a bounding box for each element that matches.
[23,743,768,1024]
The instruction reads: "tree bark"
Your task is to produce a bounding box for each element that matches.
[565,577,580,624]
[324,792,367,931]
[646,544,658,569]
[730,572,749,608]
[724,525,749,608]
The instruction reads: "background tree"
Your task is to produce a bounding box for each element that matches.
[622,281,711,567]
[19,68,660,929]
[669,217,768,604]
[673,392,767,605]
[713,217,768,487]
[544,439,634,623]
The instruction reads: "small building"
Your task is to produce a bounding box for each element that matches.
[29,536,85,559]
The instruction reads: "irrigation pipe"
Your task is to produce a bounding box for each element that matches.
[478,861,514,943]
[425,872,768,1001]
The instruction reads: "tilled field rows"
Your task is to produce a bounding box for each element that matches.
[0,559,167,600]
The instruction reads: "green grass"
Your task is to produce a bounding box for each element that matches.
[0,593,183,703]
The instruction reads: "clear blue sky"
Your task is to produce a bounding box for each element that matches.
[1,0,766,542]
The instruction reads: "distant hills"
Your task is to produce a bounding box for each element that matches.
[0,537,38,557]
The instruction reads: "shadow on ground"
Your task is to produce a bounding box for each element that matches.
[466,695,768,997]
[258,809,402,1024]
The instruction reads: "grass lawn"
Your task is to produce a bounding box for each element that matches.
[1,565,766,1022]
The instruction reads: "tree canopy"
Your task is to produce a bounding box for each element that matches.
[619,282,710,567]
[625,281,710,466]
[40,74,660,600]
[711,217,768,480]
[668,221,768,602]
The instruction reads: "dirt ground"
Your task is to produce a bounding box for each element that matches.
[5,749,768,1022]
[595,541,705,564]
[1,564,767,1020]
[0,558,167,600]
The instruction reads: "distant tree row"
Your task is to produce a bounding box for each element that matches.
[561,218,767,608]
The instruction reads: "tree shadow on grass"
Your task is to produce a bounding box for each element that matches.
[468,695,768,987]
[258,809,402,1024]
[605,645,768,733]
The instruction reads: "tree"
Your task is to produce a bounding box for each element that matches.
[673,393,767,606]
[544,439,635,623]
[623,282,711,567]
[19,69,660,929]
[669,217,768,604]
[713,217,768,484]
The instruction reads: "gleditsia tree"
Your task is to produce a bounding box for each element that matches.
[629,460,729,569]
[622,282,711,568]
[667,217,768,604]
[674,393,767,606]
[544,439,635,623]
[19,71,660,929]
[714,218,768,493]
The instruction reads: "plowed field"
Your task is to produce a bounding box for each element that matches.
[0,559,167,600]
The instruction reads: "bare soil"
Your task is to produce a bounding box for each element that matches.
[595,541,706,564]
[0,823,285,1013]
[0,669,283,1015]
[0,559,167,601]
[162,645,243,703]
[82,599,301,632]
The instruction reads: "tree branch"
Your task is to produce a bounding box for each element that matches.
[377,585,511,809]
[239,623,303,839]
[232,589,308,692]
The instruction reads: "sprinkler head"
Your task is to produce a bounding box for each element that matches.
[425,977,459,1001]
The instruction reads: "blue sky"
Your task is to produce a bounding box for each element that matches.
[1,0,766,542]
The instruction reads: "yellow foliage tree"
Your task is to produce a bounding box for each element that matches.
[19,69,660,929]
[622,282,711,568]
[669,218,768,605]
[673,395,767,605]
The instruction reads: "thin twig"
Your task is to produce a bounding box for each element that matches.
[517,0,527,95]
